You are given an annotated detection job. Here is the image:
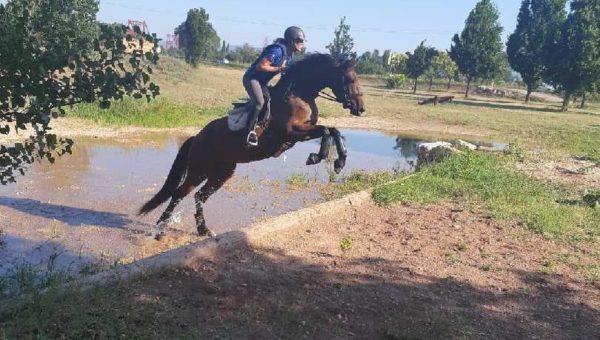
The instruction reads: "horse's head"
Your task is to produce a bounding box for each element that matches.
[330,58,365,116]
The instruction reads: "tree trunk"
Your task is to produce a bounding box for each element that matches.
[579,93,586,109]
[413,78,418,94]
[525,84,532,104]
[465,77,472,98]
[428,77,433,92]
[562,92,571,112]
[447,78,452,90]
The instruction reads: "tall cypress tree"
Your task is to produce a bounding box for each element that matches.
[553,0,600,111]
[326,16,356,59]
[450,0,504,98]
[507,0,567,103]
[176,8,220,66]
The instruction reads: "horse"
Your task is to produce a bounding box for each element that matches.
[138,54,365,240]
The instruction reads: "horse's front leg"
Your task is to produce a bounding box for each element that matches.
[290,125,330,166]
[329,128,348,174]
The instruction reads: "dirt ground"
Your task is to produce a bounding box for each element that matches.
[122,199,599,339]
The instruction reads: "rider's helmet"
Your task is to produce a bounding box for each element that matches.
[284,26,305,43]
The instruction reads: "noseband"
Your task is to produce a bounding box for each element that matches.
[318,74,363,108]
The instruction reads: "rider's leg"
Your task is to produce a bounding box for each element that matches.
[242,76,264,146]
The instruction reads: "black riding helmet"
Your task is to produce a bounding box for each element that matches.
[284,26,305,42]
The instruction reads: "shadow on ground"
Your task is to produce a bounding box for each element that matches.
[1,231,598,339]
[0,196,134,228]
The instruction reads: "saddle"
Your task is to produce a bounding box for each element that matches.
[227,87,271,132]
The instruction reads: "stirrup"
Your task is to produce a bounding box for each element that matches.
[246,130,258,147]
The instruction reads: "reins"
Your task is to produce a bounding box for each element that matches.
[317,91,338,102]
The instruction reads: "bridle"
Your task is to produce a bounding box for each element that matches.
[318,74,363,109]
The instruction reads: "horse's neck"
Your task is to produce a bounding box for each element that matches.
[275,71,327,102]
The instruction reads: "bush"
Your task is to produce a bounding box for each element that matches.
[386,74,408,89]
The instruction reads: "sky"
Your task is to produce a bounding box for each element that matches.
[96,0,523,54]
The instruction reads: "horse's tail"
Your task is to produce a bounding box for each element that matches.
[138,137,194,215]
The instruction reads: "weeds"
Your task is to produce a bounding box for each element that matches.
[340,235,353,252]
[542,260,554,274]
[373,152,600,240]
[323,170,400,199]
[0,228,5,249]
[286,173,311,191]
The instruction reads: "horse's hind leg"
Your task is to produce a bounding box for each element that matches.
[194,163,236,237]
[297,126,330,165]
[155,175,205,240]
[329,128,347,174]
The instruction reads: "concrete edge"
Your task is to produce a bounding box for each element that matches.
[77,189,374,288]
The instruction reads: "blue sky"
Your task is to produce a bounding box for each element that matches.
[0,0,522,53]
[96,0,521,53]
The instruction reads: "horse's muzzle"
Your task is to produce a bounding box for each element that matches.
[351,106,364,116]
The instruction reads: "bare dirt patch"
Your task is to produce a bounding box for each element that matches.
[517,158,600,189]
[320,116,491,137]
[119,198,599,339]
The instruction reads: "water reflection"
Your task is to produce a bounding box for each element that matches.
[394,137,422,159]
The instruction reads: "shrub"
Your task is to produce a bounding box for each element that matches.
[386,74,408,89]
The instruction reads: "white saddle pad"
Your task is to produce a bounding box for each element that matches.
[227,106,249,131]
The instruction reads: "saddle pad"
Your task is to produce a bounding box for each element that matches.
[227,106,249,131]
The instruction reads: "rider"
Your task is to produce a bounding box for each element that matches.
[243,26,305,147]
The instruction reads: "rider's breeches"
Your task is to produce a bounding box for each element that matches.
[243,76,264,115]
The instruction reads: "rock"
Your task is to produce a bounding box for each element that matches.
[455,139,477,151]
[416,142,458,170]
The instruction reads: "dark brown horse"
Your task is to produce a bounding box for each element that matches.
[139,54,365,239]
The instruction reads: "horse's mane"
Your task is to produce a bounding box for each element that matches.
[282,53,337,80]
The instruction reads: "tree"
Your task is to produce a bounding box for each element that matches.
[0,0,159,184]
[176,8,220,66]
[227,43,260,64]
[507,0,567,103]
[326,16,355,59]
[450,0,504,97]
[552,0,600,111]
[406,41,438,93]
[389,53,408,74]
[356,49,386,75]
[426,52,459,91]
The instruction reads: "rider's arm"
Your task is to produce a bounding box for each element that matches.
[256,57,284,73]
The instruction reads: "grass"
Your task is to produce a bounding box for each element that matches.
[340,235,353,252]
[0,229,5,250]
[323,170,401,199]
[285,173,312,191]
[66,97,227,128]
[0,282,173,339]
[373,152,600,241]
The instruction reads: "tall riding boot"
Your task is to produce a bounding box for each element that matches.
[246,107,260,147]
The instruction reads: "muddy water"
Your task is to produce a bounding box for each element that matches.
[0,129,420,279]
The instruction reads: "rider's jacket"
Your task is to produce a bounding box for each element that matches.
[244,42,292,85]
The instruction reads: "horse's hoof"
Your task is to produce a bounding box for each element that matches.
[334,158,346,174]
[198,226,216,237]
[306,153,320,165]
[154,232,165,241]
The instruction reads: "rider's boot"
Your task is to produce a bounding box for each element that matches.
[246,106,260,147]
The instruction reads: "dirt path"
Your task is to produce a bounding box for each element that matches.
[79,197,599,339]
